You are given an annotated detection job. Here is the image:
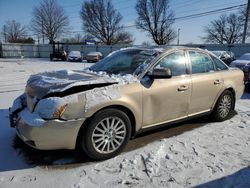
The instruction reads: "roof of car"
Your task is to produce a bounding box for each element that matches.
[120,46,205,53]
[87,51,102,55]
[69,51,81,54]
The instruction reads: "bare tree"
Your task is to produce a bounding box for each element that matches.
[31,0,69,44]
[1,20,28,43]
[61,34,83,43]
[80,0,133,45]
[135,0,176,45]
[203,13,243,44]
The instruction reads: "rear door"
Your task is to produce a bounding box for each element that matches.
[188,50,223,115]
[142,50,192,127]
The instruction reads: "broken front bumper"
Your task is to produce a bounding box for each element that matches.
[9,107,85,150]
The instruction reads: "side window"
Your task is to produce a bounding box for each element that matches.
[155,51,186,76]
[212,56,228,71]
[189,51,215,74]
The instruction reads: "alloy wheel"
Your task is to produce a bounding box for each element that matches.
[218,94,232,118]
[91,117,127,154]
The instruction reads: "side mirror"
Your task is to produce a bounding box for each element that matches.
[148,68,172,79]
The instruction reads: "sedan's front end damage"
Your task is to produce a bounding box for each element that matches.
[14,108,85,150]
[9,69,131,150]
[9,93,86,150]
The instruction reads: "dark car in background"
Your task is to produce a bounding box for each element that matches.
[211,51,234,65]
[50,42,67,61]
[86,52,103,63]
[230,53,250,88]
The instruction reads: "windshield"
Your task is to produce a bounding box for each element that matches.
[238,54,250,60]
[69,51,81,56]
[89,49,159,75]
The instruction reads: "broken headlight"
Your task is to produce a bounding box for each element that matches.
[34,97,67,119]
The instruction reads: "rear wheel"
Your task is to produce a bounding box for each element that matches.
[81,108,131,160]
[212,90,234,122]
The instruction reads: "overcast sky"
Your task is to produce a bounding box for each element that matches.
[0,0,246,45]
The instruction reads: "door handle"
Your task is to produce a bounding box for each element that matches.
[178,85,189,91]
[214,80,222,85]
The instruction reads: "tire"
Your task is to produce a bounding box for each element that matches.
[50,54,53,61]
[81,108,131,160]
[212,90,234,122]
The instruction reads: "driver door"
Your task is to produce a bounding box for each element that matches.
[142,50,191,128]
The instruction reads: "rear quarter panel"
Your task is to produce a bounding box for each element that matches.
[215,68,244,105]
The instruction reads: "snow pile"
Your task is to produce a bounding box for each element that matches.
[69,109,250,188]
[85,85,121,111]
[19,108,45,127]
[10,93,26,114]
[29,69,139,95]
[92,70,139,85]
[27,69,94,90]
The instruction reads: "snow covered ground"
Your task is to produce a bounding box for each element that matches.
[0,58,250,188]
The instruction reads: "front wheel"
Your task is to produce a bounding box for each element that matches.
[81,108,131,160]
[212,90,234,122]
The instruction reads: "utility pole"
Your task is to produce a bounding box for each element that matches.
[37,35,40,58]
[177,28,180,45]
[3,25,7,43]
[42,19,45,44]
[242,0,250,44]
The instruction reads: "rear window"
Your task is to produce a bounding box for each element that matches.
[212,56,228,71]
[189,51,215,74]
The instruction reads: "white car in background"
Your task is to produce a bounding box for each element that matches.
[211,51,234,65]
[68,51,82,62]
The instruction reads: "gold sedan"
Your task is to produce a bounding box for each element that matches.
[10,47,244,160]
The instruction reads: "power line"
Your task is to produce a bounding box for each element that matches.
[175,1,245,15]
[69,3,246,31]
[12,3,246,40]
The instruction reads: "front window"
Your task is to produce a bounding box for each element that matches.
[89,49,159,75]
[154,51,187,76]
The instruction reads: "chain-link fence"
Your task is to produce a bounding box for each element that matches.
[0,43,131,58]
[0,43,250,59]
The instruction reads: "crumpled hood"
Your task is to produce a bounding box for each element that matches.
[26,70,115,99]
[25,69,137,99]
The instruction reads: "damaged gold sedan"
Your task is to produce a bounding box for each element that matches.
[10,47,244,160]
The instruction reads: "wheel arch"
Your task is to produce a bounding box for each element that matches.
[212,87,236,111]
[75,104,137,149]
[224,87,236,110]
